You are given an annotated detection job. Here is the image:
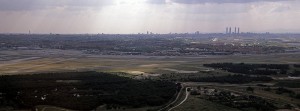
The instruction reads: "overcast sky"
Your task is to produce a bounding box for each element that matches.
[0,0,299,34]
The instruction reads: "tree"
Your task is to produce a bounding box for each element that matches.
[246,87,254,93]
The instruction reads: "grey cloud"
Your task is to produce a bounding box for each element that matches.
[171,0,293,4]
[64,0,113,8]
[0,0,53,11]
[147,0,166,4]
[0,0,113,11]
[272,5,291,12]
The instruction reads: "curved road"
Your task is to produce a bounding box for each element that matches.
[158,86,183,111]
[167,87,190,111]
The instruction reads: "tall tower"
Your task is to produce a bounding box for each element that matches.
[229,27,231,34]
[226,27,228,34]
[235,27,237,34]
[238,28,240,34]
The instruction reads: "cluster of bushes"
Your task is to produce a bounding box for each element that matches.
[181,75,272,84]
[0,71,177,110]
[206,91,277,111]
[294,64,300,68]
[275,80,300,88]
[275,87,300,99]
[204,63,290,75]
[260,85,300,100]
[289,71,300,77]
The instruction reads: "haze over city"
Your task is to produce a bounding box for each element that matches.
[1,0,300,111]
[0,0,300,34]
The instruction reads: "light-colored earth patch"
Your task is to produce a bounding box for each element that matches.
[126,71,148,75]
[163,68,198,73]
[139,64,160,67]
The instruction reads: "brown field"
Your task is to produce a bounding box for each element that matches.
[1,49,300,75]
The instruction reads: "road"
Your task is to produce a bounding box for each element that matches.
[167,87,190,111]
[35,106,71,111]
[41,107,69,111]
[158,84,185,111]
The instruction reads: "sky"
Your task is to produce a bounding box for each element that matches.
[0,0,299,34]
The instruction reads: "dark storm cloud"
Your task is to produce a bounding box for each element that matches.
[171,0,293,4]
[0,0,113,11]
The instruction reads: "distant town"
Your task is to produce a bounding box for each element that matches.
[1,32,300,111]
[1,31,299,57]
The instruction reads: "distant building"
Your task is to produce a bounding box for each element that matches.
[226,27,241,34]
[235,27,237,34]
[226,27,228,34]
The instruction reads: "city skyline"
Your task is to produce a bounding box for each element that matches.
[0,0,300,34]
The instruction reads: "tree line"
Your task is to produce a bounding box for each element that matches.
[204,63,290,75]
[0,71,177,110]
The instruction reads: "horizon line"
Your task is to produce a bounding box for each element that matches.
[1,32,300,35]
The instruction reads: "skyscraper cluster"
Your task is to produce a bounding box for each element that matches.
[226,27,240,34]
